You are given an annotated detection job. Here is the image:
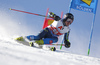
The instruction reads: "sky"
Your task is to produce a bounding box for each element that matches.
[0,0,100,58]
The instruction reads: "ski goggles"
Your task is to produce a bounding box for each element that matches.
[66,19,73,24]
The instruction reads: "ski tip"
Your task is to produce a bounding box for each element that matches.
[9,8,12,10]
[14,38,17,40]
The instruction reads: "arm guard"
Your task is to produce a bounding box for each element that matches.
[64,31,70,41]
[64,31,71,48]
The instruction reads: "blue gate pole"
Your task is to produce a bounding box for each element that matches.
[88,14,96,55]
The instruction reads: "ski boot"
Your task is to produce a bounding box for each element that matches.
[50,47,56,51]
[28,40,44,47]
[35,40,44,45]
[29,42,43,48]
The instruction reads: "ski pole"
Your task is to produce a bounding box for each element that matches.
[46,44,64,46]
[9,8,50,18]
[60,36,64,49]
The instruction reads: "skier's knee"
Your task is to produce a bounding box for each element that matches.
[26,35,41,40]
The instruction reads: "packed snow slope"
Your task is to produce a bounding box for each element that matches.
[0,34,100,65]
[0,9,100,65]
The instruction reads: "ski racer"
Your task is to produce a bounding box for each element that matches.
[16,12,74,48]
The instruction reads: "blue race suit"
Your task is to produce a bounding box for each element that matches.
[26,28,58,44]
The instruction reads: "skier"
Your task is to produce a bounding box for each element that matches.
[16,12,74,48]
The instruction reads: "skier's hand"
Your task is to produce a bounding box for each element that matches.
[48,12,61,21]
[48,12,55,18]
[64,40,71,48]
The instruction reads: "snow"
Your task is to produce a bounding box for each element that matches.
[0,9,100,65]
[0,36,100,65]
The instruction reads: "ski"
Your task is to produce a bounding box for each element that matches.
[29,42,56,51]
[14,37,56,51]
[46,44,64,46]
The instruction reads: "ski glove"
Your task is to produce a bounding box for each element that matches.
[48,12,61,21]
[48,12,55,18]
[64,40,71,48]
